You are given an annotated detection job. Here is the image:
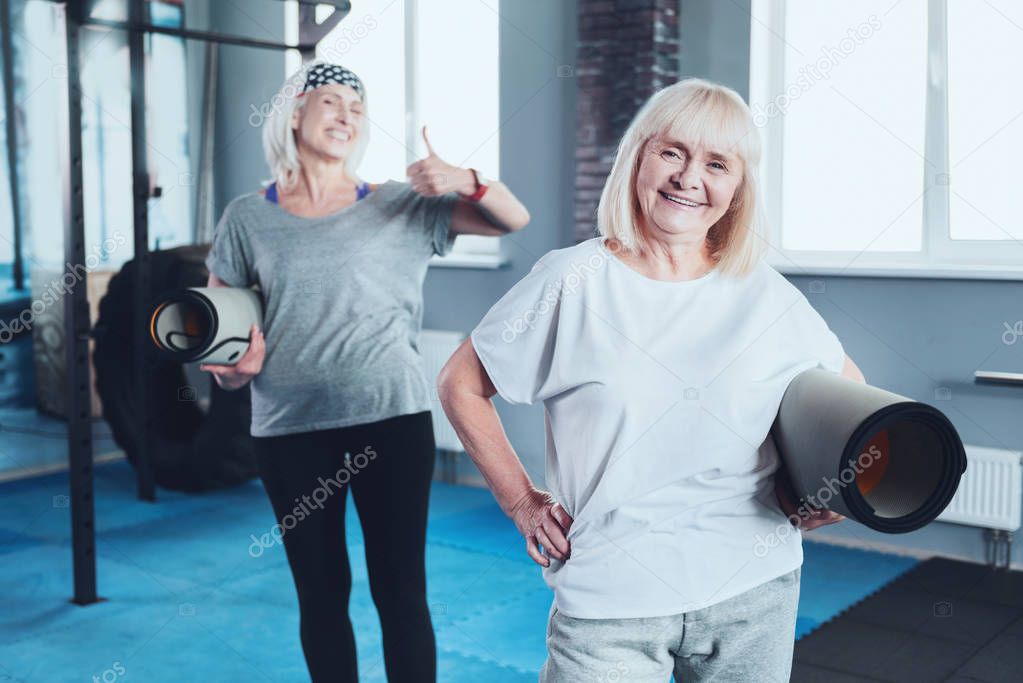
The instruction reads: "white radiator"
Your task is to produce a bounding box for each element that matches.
[936,444,1023,531]
[420,329,466,453]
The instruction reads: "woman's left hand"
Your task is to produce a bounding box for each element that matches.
[774,469,846,531]
[406,125,475,197]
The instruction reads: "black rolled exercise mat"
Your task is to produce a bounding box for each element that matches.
[771,369,967,533]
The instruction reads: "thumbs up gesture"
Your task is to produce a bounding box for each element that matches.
[406,125,476,197]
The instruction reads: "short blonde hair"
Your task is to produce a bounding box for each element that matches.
[261,60,370,192]
[596,78,767,278]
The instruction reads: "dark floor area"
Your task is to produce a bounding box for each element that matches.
[792,557,1023,682]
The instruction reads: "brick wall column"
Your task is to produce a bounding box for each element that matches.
[574,0,681,242]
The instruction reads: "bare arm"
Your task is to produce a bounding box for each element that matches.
[437,337,572,566]
[437,338,534,514]
[406,126,530,236]
[841,354,866,383]
[448,176,530,236]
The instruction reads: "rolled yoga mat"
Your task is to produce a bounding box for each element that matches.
[149,287,262,365]
[771,368,967,534]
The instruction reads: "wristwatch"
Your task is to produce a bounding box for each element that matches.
[465,168,489,202]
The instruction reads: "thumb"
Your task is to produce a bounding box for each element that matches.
[421,125,437,157]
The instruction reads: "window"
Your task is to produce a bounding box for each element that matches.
[947,0,1022,243]
[749,0,1023,278]
[78,0,193,268]
[10,0,67,269]
[6,0,193,276]
[0,23,14,296]
[284,0,503,267]
[80,17,133,269]
[143,1,193,251]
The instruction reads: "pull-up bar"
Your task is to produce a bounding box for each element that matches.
[82,0,351,54]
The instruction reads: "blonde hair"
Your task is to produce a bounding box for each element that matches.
[596,78,767,278]
[261,60,371,192]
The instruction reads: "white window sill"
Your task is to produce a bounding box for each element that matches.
[769,259,1023,282]
[429,252,510,269]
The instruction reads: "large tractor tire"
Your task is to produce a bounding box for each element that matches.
[92,245,258,492]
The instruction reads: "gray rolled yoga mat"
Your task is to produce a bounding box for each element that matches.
[771,368,967,534]
[149,287,263,365]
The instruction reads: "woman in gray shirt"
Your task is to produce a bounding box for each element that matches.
[201,61,529,683]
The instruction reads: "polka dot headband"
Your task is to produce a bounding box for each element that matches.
[299,63,365,100]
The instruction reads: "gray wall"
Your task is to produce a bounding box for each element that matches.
[210,2,286,214]
[206,0,1023,568]
[679,0,752,99]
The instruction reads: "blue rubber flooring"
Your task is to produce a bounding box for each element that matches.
[0,459,919,682]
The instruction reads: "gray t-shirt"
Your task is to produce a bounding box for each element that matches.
[205,180,459,437]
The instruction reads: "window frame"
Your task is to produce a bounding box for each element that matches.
[750,0,1023,280]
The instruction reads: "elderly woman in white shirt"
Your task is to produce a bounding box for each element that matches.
[438,78,866,682]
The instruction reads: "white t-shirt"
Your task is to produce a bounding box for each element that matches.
[469,237,846,619]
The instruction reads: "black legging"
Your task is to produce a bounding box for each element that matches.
[254,411,437,683]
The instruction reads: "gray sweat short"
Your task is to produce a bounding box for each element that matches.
[540,567,801,683]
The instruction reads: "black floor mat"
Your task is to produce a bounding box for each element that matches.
[792,557,1023,682]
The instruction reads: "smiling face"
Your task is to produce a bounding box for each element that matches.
[635,135,745,246]
[291,83,364,162]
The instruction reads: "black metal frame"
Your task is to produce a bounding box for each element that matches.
[57,0,348,604]
[62,0,96,606]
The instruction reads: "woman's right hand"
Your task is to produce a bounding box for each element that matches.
[509,488,574,567]
[199,324,265,391]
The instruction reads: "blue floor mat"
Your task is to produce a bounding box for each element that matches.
[796,542,920,638]
[0,459,918,682]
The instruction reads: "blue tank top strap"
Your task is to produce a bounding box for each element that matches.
[266,180,369,205]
